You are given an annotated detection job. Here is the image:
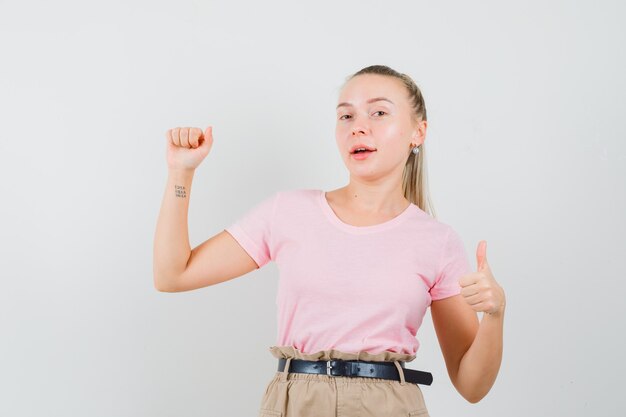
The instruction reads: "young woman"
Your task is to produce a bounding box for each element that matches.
[153,65,506,417]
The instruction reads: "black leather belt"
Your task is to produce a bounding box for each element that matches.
[278,358,433,385]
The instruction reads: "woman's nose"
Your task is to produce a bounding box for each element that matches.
[351,120,368,136]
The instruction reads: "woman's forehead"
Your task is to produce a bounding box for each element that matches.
[339,74,405,103]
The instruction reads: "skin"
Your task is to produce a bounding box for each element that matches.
[331,73,506,403]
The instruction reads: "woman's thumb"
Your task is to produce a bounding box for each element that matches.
[196,126,212,149]
[204,126,212,141]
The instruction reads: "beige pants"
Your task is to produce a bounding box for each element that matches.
[258,346,430,417]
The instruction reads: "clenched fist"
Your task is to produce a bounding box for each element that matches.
[165,126,213,171]
[459,241,506,316]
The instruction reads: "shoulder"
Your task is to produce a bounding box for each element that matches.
[277,187,319,197]
[409,211,464,254]
[274,187,320,203]
[408,205,455,236]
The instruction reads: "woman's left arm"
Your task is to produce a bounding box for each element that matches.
[431,240,506,403]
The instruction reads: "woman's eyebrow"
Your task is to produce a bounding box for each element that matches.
[336,97,394,109]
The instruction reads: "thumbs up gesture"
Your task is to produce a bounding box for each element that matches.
[459,240,506,316]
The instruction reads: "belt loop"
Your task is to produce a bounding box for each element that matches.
[280,357,292,382]
[393,360,406,385]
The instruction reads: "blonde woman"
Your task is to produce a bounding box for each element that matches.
[153,65,506,417]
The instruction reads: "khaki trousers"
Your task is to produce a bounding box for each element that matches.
[258,346,430,417]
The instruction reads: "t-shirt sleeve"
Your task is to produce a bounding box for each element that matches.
[430,226,472,301]
[223,191,279,269]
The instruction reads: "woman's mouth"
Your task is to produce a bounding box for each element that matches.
[351,149,376,160]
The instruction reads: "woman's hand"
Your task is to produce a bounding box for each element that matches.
[165,126,214,171]
[459,241,506,316]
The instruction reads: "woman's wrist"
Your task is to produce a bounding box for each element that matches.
[485,302,506,319]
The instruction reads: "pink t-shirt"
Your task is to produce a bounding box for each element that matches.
[224,188,471,356]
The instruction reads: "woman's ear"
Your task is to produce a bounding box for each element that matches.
[414,120,427,144]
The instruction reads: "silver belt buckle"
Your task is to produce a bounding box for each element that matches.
[326,360,334,376]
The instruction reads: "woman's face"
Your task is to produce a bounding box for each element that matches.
[335,74,423,181]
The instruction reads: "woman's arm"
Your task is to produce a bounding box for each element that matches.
[431,295,504,403]
[431,240,506,403]
[153,168,195,290]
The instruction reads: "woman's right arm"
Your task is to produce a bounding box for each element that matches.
[153,167,195,291]
[152,127,259,292]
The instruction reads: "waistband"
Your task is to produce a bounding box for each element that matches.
[268,345,417,363]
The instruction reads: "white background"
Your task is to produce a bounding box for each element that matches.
[1,0,624,416]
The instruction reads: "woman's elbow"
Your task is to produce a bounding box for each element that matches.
[458,386,490,404]
[463,392,485,404]
[452,377,487,403]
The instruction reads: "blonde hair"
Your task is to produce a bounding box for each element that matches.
[343,65,437,218]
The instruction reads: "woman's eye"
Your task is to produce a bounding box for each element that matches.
[338,112,385,120]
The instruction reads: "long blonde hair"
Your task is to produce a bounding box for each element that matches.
[343,65,437,218]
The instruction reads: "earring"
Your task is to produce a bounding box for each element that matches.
[412,145,420,155]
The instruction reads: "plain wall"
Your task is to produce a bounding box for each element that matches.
[1,0,624,416]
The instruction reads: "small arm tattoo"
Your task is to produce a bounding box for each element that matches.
[174,185,187,198]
